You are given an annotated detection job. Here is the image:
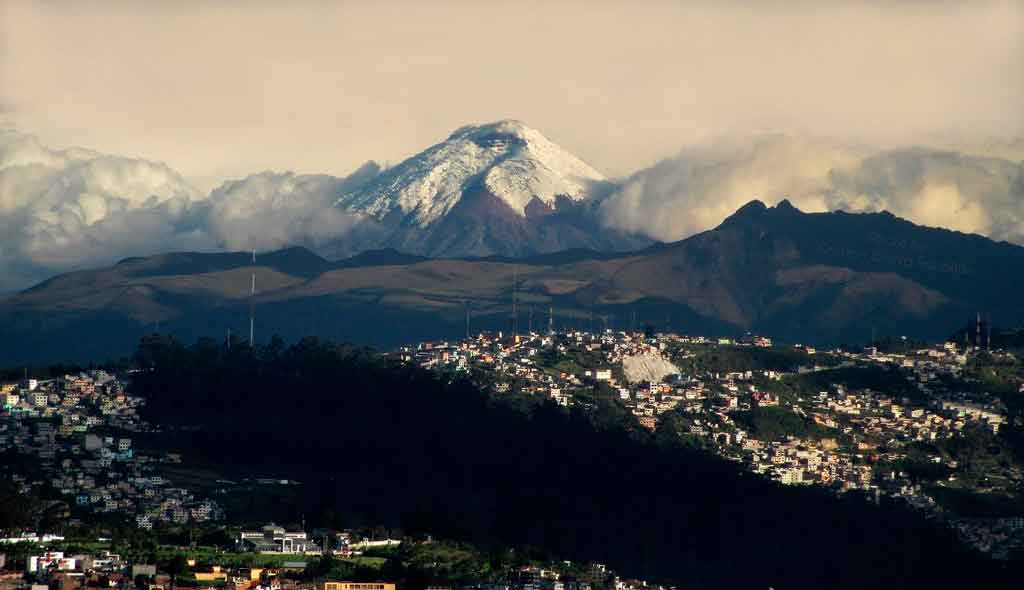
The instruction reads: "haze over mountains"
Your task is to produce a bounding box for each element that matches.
[4,199,1024,364]
[2,122,1023,292]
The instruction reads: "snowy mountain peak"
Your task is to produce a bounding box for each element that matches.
[336,120,605,226]
[447,119,542,145]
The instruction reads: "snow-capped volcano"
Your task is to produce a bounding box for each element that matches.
[336,120,605,227]
[316,120,649,259]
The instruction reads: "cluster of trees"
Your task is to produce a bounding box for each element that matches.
[791,365,920,399]
[0,482,38,531]
[305,542,549,590]
[0,478,72,540]
[732,405,835,442]
[870,336,930,354]
[666,343,839,374]
[125,335,1018,588]
[872,423,1019,507]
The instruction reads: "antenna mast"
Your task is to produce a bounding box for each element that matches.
[512,266,518,338]
[250,249,256,347]
[987,311,992,350]
[976,311,981,349]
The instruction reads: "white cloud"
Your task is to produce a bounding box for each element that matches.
[827,148,1024,243]
[0,129,380,291]
[598,134,1024,245]
[0,129,208,289]
[2,127,1022,293]
[203,165,382,252]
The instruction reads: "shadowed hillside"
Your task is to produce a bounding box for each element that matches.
[129,335,1018,590]
[3,201,1024,364]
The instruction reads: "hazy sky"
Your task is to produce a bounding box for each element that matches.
[2,0,1022,189]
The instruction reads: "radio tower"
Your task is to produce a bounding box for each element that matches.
[976,311,981,349]
[548,305,554,334]
[249,249,256,347]
[987,312,992,350]
[511,266,518,338]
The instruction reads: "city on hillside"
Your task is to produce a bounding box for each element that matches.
[396,325,1024,559]
[2,322,1023,582]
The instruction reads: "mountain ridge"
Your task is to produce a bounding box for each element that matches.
[336,120,606,226]
[323,120,650,258]
[4,201,1024,363]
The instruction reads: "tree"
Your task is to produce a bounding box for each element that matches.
[128,334,1013,589]
[0,482,38,531]
[165,554,190,590]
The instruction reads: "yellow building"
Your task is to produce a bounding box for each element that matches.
[195,566,228,582]
[321,583,396,590]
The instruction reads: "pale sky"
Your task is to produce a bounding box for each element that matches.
[2,0,1022,190]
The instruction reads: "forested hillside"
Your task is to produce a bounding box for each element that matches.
[128,335,1017,589]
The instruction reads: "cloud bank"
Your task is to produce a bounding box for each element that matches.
[203,165,382,252]
[0,129,380,291]
[2,128,1023,292]
[599,134,1024,245]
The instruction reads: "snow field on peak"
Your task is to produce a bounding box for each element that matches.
[336,121,605,226]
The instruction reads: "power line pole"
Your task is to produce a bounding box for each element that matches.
[987,311,992,350]
[249,249,256,347]
[976,311,982,349]
[512,266,518,338]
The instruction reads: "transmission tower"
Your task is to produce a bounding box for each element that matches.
[249,250,256,347]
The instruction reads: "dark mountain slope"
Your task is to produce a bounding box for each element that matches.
[130,337,1017,590]
[3,202,1023,364]
[719,199,1024,304]
[333,248,428,269]
[373,186,651,259]
[591,200,1005,343]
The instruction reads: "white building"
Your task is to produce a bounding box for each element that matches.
[240,524,314,553]
[779,468,804,485]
